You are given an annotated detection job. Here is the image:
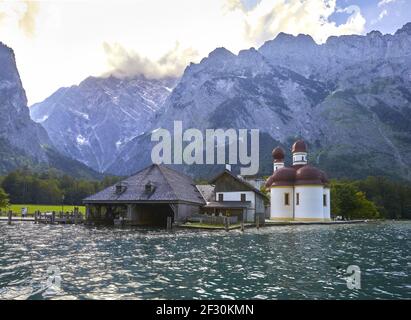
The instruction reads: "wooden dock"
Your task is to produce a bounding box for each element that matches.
[0,210,84,225]
[0,217,34,222]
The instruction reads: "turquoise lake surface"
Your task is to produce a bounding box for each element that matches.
[0,221,409,299]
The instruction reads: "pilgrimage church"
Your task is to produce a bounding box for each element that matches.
[265,140,331,222]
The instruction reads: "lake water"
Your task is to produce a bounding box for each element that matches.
[0,221,409,300]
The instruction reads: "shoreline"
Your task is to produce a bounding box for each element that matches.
[1,218,402,230]
[179,219,368,230]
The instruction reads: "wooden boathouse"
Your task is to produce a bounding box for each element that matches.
[83,164,205,227]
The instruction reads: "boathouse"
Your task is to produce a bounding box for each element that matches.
[83,164,205,227]
[198,168,267,223]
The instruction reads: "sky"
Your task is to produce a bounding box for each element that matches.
[0,0,410,105]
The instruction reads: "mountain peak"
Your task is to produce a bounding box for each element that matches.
[296,33,315,42]
[271,32,314,43]
[274,32,295,41]
[395,22,411,35]
[238,47,258,56]
[367,30,383,38]
[0,41,12,50]
[208,47,235,59]
[0,41,15,60]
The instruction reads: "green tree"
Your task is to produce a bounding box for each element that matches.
[331,182,358,219]
[1,170,25,203]
[355,176,411,219]
[0,187,9,208]
[351,191,380,219]
[331,181,381,219]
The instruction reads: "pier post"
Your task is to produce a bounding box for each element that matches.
[224,217,229,232]
[256,215,260,230]
[34,211,38,224]
[7,210,12,225]
[51,211,56,224]
[74,208,78,224]
[166,216,172,231]
[241,221,244,232]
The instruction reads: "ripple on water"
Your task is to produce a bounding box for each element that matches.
[0,221,410,299]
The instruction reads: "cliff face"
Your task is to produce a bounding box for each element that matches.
[0,42,101,178]
[0,42,51,164]
[108,24,411,180]
[30,75,177,172]
[25,23,411,180]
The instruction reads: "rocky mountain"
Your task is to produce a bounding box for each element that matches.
[108,23,411,181]
[0,41,101,179]
[107,46,328,177]
[0,42,50,163]
[30,75,177,172]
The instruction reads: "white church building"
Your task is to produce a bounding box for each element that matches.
[265,140,331,221]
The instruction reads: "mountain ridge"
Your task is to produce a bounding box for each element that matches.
[24,23,411,181]
[108,23,411,180]
[30,74,177,172]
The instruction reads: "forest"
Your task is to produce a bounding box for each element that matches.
[0,169,410,219]
[330,177,411,219]
[0,168,121,208]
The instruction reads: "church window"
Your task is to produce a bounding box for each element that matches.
[284,193,290,206]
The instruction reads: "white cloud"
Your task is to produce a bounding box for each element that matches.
[371,8,389,25]
[378,0,396,7]
[0,0,39,37]
[103,42,199,79]
[0,0,367,104]
[231,0,366,45]
[379,9,388,20]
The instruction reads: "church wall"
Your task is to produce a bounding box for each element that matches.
[270,186,294,220]
[323,187,331,220]
[294,186,325,221]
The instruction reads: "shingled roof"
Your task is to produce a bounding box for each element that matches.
[83,164,205,204]
[209,169,267,198]
[196,184,215,202]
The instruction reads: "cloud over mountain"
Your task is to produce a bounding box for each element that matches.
[0,0,375,103]
[103,42,199,79]
[226,0,366,45]
[100,0,366,79]
[0,0,40,37]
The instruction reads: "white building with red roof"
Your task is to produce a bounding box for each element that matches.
[265,140,331,221]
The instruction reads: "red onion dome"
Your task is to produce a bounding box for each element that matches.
[292,139,307,153]
[295,165,324,185]
[265,167,296,187]
[272,147,285,162]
